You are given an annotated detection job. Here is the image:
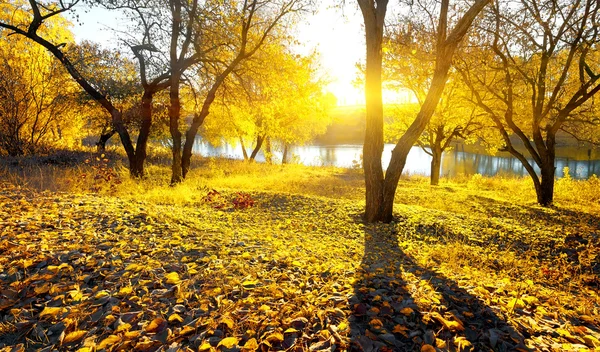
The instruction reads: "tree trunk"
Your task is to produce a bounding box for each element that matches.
[265,137,272,164]
[132,90,154,178]
[169,91,183,184]
[96,129,115,152]
[359,0,387,222]
[239,136,249,161]
[537,143,556,206]
[249,135,265,161]
[169,70,184,184]
[282,143,290,164]
[430,145,442,185]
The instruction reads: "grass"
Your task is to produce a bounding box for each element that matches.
[0,152,599,351]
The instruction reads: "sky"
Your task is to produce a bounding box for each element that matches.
[65,2,409,106]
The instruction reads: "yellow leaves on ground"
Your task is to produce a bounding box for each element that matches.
[114,323,132,333]
[165,271,181,284]
[3,183,600,351]
[62,330,87,344]
[218,336,240,348]
[39,306,67,319]
[97,335,121,350]
[145,317,167,333]
[242,337,259,350]
[168,313,184,323]
[507,298,526,310]
[430,312,465,332]
[265,332,284,343]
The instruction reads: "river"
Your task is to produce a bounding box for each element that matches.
[192,141,600,180]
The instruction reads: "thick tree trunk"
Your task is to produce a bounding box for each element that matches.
[359,1,387,223]
[249,135,265,161]
[169,69,184,184]
[538,163,555,206]
[240,136,249,161]
[169,92,183,184]
[430,145,442,185]
[265,137,272,164]
[132,91,154,178]
[282,143,290,164]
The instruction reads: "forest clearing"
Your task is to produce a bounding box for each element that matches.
[0,157,599,351]
[3,0,600,350]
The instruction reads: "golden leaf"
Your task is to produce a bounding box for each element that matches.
[168,313,184,323]
[39,306,66,319]
[115,323,131,333]
[220,315,235,329]
[198,342,212,351]
[97,335,121,350]
[124,330,141,339]
[266,332,284,342]
[242,338,259,351]
[507,298,526,310]
[145,317,167,333]
[218,337,240,348]
[165,272,181,284]
[63,330,87,344]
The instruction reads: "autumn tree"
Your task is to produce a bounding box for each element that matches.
[459,0,600,206]
[357,0,490,222]
[0,0,152,174]
[202,43,333,163]
[68,41,141,150]
[383,20,482,185]
[0,2,80,155]
[169,0,313,183]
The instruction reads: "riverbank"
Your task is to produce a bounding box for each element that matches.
[1,156,599,351]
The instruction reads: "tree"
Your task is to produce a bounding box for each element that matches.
[0,0,146,173]
[357,0,490,222]
[169,0,313,183]
[68,41,141,151]
[459,0,600,206]
[383,21,482,185]
[202,43,333,163]
[0,1,80,155]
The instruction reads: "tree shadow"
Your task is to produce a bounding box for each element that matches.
[348,217,529,351]
[466,195,600,279]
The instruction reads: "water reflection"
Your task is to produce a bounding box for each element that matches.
[192,141,600,180]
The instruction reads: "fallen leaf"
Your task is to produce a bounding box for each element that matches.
[218,336,240,348]
[63,330,87,344]
[97,335,121,350]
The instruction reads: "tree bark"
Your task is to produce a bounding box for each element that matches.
[358,0,388,222]
[239,136,249,161]
[357,0,490,223]
[96,129,116,152]
[430,145,442,185]
[265,137,273,164]
[282,143,290,164]
[132,90,154,178]
[169,78,183,184]
[249,135,265,161]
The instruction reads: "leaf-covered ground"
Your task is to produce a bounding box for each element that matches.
[0,174,599,351]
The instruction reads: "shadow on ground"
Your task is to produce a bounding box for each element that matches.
[349,218,529,351]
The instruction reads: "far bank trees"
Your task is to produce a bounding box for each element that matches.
[202,43,333,163]
[460,0,600,206]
